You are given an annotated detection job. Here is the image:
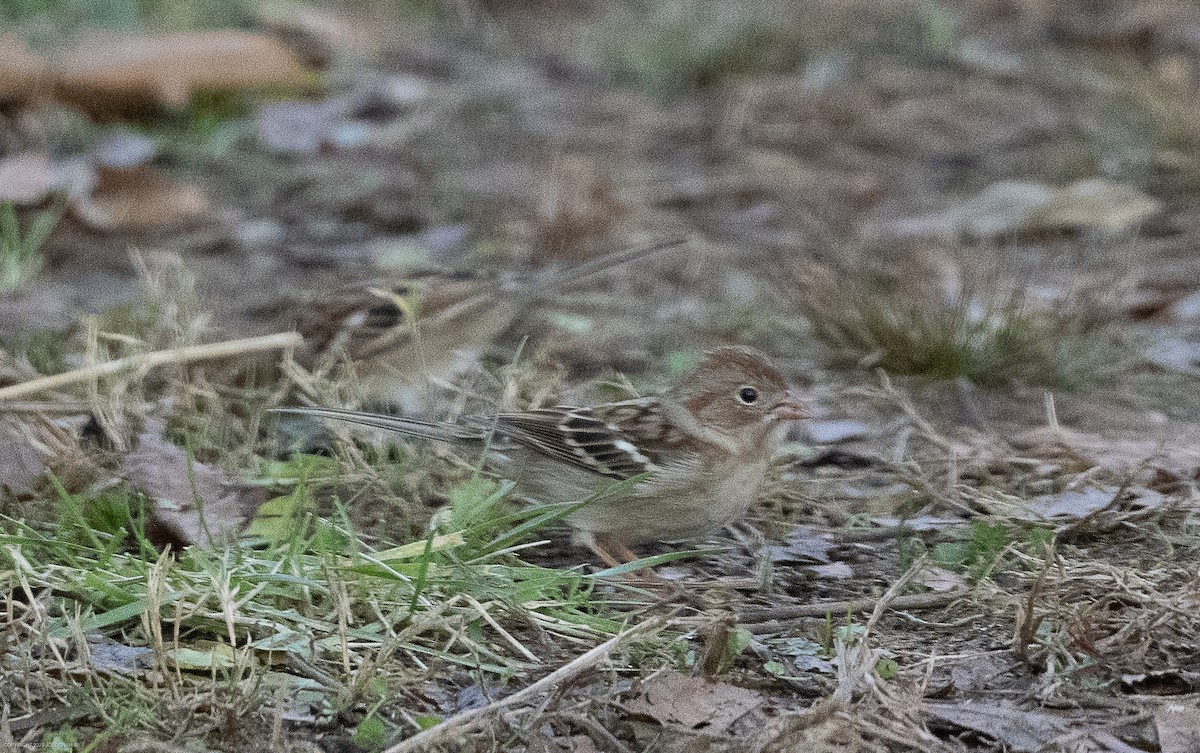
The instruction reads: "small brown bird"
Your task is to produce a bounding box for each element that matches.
[276,346,807,565]
[278,239,685,410]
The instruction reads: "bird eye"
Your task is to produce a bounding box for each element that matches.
[737,386,759,404]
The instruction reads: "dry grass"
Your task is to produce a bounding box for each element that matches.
[781,248,1133,390]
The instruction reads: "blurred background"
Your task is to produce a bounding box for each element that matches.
[3,0,1200,391]
[6,3,1200,751]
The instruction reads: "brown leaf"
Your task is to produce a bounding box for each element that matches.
[74,165,208,230]
[1156,704,1200,753]
[626,672,764,735]
[0,34,50,100]
[3,30,307,119]
[120,420,266,548]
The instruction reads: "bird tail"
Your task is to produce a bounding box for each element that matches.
[270,406,483,442]
[526,238,687,297]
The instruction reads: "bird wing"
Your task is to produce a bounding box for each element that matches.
[472,402,675,480]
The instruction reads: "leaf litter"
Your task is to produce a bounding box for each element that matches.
[4,2,1200,752]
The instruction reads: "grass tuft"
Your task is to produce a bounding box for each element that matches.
[1,201,61,293]
[788,259,1124,389]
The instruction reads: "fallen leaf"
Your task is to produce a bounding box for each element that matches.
[86,638,154,675]
[257,100,341,154]
[805,419,871,444]
[0,412,86,495]
[73,165,208,230]
[1169,291,1200,321]
[91,131,158,169]
[625,672,764,734]
[1011,426,1200,479]
[53,30,309,116]
[1156,704,1200,753]
[809,562,854,580]
[947,654,1009,694]
[0,34,49,100]
[0,153,58,204]
[921,564,966,592]
[1025,486,1118,521]
[871,178,1160,241]
[1145,337,1200,375]
[1122,671,1198,695]
[768,525,834,564]
[1036,178,1162,234]
[925,701,1069,752]
[0,418,52,495]
[870,516,967,532]
[120,420,267,548]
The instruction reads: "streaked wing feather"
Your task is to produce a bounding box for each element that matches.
[472,406,660,480]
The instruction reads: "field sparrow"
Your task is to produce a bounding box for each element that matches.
[276,346,808,565]
[278,239,685,410]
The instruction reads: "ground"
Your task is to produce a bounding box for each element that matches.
[1,1,1200,751]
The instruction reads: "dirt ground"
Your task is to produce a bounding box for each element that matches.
[3,1,1200,751]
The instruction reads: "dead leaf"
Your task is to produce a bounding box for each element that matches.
[871,178,1161,241]
[86,638,154,675]
[947,654,1009,695]
[74,165,208,230]
[0,417,54,495]
[870,516,967,532]
[1012,426,1200,479]
[1145,337,1200,375]
[626,672,764,735]
[92,131,158,169]
[1035,178,1162,234]
[53,30,309,117]
[768,525,834,564]
[0,34,50,100]
[257,100,341,154]
[1169,291,1200,321]
[920,564,966,592]
[0,412,86,495]
[805,419,871,444]
[120,420,267,548]
[925,701,1069,752]
[1025,486,1119,521]
[1156,704,1200,753]
[0,153,58,204]
[809,561,854,580]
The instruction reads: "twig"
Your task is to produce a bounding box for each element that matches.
[381,617,667,753]
[0,332,302,402]
[739,589,968,632]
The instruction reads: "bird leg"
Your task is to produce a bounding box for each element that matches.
[588,541,624,569]
[587,535,644,570]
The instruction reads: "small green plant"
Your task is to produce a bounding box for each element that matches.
[603,2,806,98]
[932,520,1025,581]
[1,201,60,292]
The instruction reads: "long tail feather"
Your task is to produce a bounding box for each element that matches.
[270,406,483,442]
[529,238,687,295]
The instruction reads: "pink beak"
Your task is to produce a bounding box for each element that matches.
[775,389,810,420]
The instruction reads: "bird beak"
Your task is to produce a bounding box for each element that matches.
[775,389,810,420]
